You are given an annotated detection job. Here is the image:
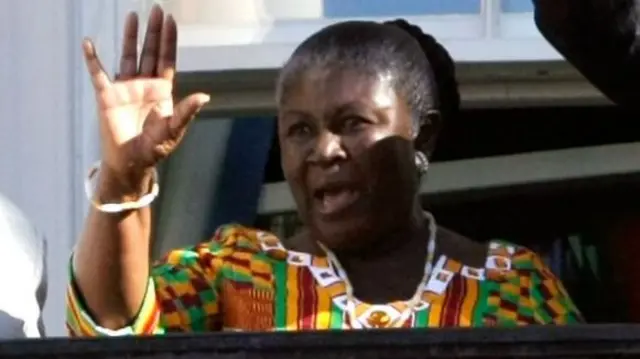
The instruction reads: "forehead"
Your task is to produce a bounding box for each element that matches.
[279,67,399,112]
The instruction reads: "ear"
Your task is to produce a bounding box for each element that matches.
[414,110,442,158]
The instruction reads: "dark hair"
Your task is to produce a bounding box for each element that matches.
[276,19,460,135]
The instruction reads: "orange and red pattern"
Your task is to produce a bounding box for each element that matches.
[66,224,583,336]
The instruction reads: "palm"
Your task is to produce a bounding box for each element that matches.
[83,6,209,176]
[100,80,172,144]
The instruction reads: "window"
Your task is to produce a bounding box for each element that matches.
[323,0,481,18]
[501,0,534,13]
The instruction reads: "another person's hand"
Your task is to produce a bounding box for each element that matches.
[82,5,209,191]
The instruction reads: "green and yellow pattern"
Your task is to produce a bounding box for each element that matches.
[66,225,583,336]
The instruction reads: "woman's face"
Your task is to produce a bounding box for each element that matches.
[278,67,421,250]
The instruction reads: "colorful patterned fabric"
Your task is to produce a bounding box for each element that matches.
[66,224,583,336]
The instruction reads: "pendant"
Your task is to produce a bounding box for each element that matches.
[366,310,392,328]
[354,304,404,329]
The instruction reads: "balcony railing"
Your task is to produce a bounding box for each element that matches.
[1,325,639,358]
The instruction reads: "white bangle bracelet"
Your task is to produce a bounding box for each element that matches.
[83,161,160,213]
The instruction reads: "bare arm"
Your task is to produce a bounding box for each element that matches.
[73,169,153,329]
[533,0,640,107]
[71,5,209,330]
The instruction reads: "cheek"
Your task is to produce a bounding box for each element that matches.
[280,143,308,198]
[360,136,417,191]
[281,147,302,181]
[342,130,384,161]
[345,130,403,173]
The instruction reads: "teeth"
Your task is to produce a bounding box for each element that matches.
[321,189,356,209]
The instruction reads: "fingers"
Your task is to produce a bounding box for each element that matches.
[139,4,164,76]
[118,12,139,80]
[82,39,111,91]
[170,93,210,132]
[157,14,177,82]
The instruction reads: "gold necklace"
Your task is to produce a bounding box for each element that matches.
[317,212,437,329]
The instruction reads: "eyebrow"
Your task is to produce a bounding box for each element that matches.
[332,101,394,117]
[279,101,390,122]
[278,110,314,126]
[328,102,371,116]
[280,109,310,118]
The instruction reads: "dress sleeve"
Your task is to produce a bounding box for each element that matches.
[66,225,236,336]
[533,0,640,107]
[529,254,585,324]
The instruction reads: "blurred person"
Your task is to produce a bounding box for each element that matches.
[0,193,47,338]
[534,0,640,323]
[534,0,640,107]
[67,5,582,335]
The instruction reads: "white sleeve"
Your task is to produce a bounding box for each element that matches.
[0,195,47,338]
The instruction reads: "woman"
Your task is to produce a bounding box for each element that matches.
[67,5,582,335]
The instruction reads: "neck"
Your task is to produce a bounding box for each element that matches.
[336,202,428,261]
[333,203,433,303]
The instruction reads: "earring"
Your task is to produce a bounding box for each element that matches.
[414,151,429,174]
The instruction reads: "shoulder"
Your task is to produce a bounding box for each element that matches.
[482,239,551,284]
[0,194,45,273]
[487,241,570,305]
[156,224,284,268]
[0,194,46,338]
[0,194,41,246]
[485,239,540,270]
[209,224,284,257]
[480,240,584,324]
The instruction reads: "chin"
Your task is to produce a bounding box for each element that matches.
[311,214,372,252]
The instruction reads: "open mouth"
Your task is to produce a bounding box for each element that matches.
[313,185,362,216]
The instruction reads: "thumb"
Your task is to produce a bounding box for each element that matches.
[170,93,211,132]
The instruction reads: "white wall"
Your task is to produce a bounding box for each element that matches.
[0,0,130,337]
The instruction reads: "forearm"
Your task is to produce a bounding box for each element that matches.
[73,167,153,330]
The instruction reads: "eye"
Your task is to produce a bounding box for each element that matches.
[343,116,369,132]
[287,122,313,137]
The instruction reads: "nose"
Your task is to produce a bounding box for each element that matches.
[309,130,347,167]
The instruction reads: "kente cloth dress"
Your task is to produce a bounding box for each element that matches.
[66,224,583,335]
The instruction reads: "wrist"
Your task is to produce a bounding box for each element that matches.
[95,165,155,204]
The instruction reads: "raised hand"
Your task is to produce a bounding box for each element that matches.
[83,5,210,189]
